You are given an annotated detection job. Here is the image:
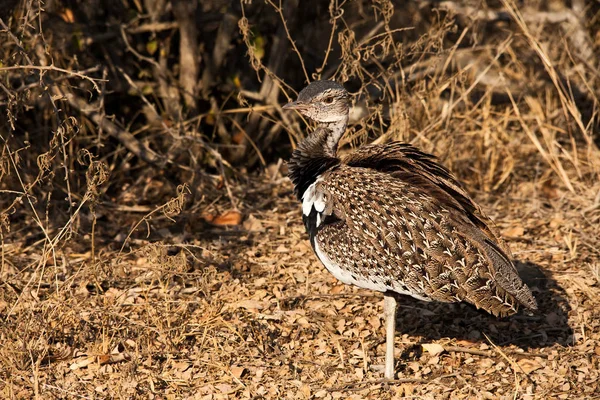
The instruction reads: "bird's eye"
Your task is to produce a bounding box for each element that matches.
[323,96,334,104]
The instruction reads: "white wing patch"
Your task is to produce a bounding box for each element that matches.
[302,177,327,227]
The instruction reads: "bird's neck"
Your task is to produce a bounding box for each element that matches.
[320,116,348,157]
[287,115,347,199]
[288,124,343,200]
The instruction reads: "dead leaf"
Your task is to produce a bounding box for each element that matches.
[517,358,543,374]
[70,356,94,370]
[230,366,245,379]
[235,300,264,311]
[216,384,233,394]
[99,353,129,365]
[205,210,242,226]
[60,8,75,23]
[541,178,559,199]
[428,356,440,365]
[299,384,311,398]
[330,284,345,294]
[421,343,445,356]
[243,214,264,232]
[275,244,289,253]
[503,226,525,237]
[232,131,245,144]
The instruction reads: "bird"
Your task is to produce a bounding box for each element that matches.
[283,80,537,380]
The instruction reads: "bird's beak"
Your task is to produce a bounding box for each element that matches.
[282,101,306,110]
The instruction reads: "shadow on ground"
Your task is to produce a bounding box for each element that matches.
[390,260,572,359]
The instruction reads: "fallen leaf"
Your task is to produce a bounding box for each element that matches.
[299,384,311,398]
[503,226,525,237]
[230,366,245,379]
[232,131,245,144]
[70,356,94,370]
[428,356,440,365]
[421,343,445,356]
[235,300,264,311]
[207,210,242,226]
[541,178,559,199]
[275,244,289,253]
[517,358,542,374]
[99,353,129,366]
[60,8,75,23]
[216,384,233,394]
[243,214,264,232]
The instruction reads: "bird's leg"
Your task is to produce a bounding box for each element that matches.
[383,294,397,380]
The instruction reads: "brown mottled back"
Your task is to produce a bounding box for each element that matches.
[309,144,537,315]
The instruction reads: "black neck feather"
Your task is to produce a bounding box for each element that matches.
[288,128,340,200]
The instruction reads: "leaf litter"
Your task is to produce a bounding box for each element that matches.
[2,169,600,399]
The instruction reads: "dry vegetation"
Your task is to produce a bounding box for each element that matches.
[1,0,600,398]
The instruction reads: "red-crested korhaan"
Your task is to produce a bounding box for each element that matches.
[284,80,537,380]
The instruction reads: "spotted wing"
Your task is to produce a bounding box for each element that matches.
[343,142,510,253]
[314,164,537,316]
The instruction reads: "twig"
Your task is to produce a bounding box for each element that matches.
[13,66,102,93]
[172,0,198,110]
[214,152,238,211]
[264,0,309,83]
[484,333,532,387]
[119,25,162,70]
[127,21,178,34]
[41,384,92,400]
[325,373,460,392]
[0,65,104,93]
[444,346,493,357]
[184,104,275,125]
[58,87,165,166]
[317,1,343,78]
[0,18,34,65]
[227,116,267,167]
[118,185,189,254]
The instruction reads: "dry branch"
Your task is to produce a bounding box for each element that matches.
[201,10,238,98]
[59,88,166,167]
[172,0,199,111]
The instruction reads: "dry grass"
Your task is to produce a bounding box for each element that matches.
[2,0,600,399]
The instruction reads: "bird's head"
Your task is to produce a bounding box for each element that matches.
[283,80,350,124]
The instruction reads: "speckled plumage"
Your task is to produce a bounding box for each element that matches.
[284,80,537,379]
[290,127,536,314]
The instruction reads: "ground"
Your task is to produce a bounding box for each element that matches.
[2,170,599,399]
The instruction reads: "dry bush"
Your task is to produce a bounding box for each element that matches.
[1,0,600,398]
